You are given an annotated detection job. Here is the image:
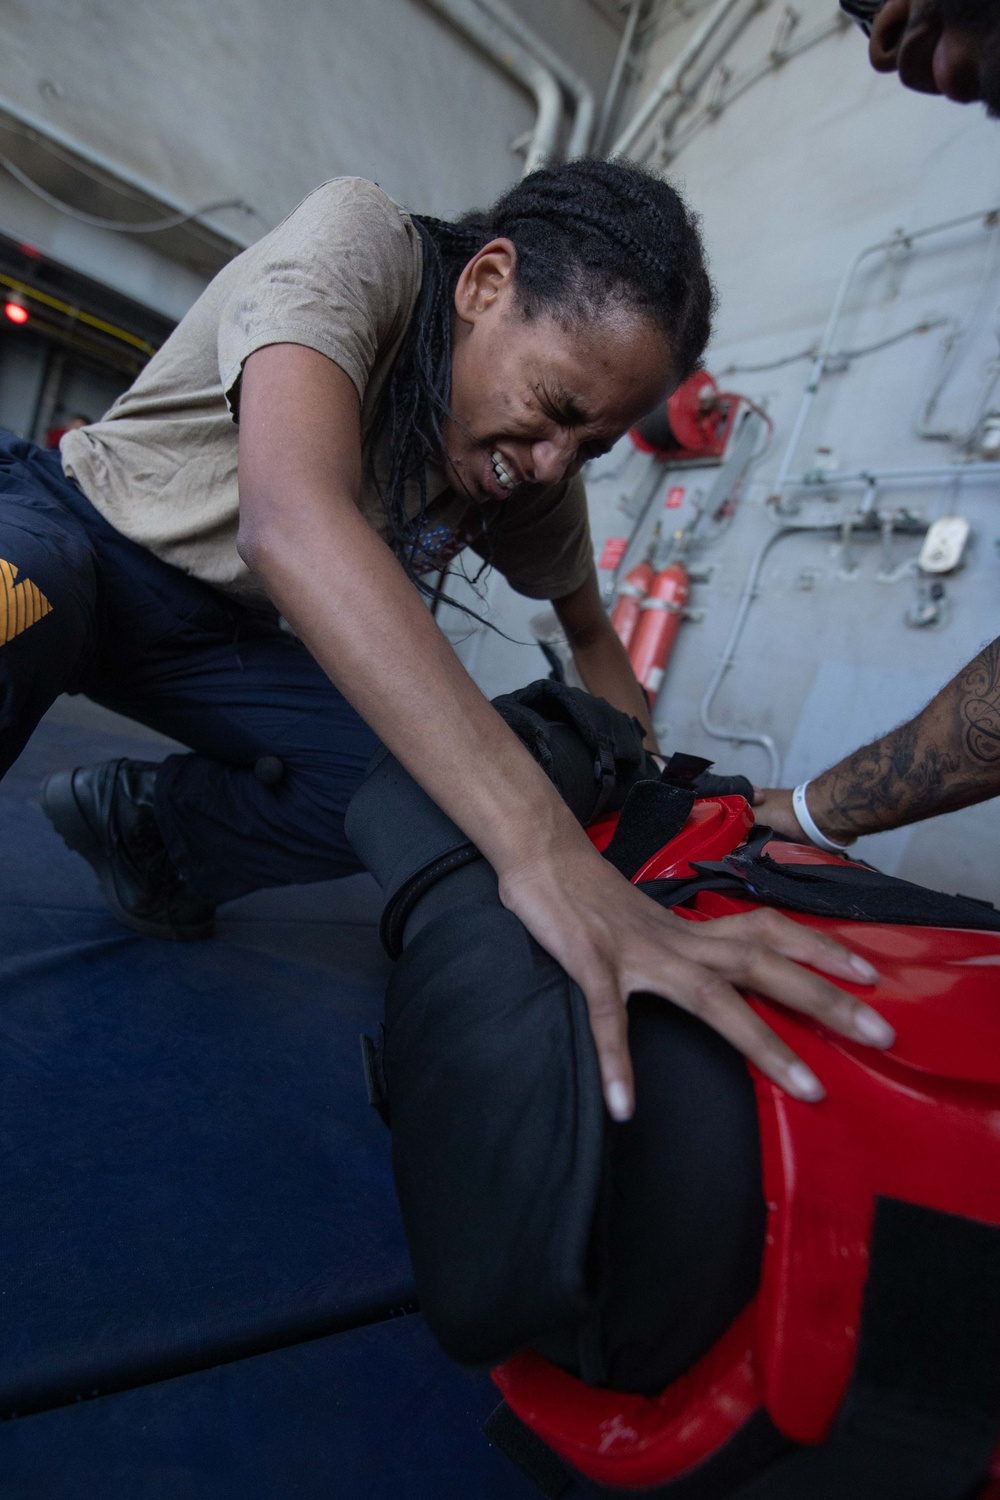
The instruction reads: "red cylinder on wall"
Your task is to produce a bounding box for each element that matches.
[610,560,655,651]
[628,562,689,702]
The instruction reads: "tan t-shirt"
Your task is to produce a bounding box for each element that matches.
[62,177,593,602]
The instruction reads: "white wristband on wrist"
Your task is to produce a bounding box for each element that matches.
[792,781,852,854]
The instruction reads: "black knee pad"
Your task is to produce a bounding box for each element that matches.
[377,883,605,1366]
[347,743,605,1366]
[345,683,763,1380]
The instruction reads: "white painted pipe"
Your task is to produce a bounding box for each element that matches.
[698,516,861,785]
[423,0,562,175]
[644,0,762,159]
[780,462,1000,489]
[473,0,596,157]
[611,0,746,159]
[700,447,996,783]
[773,205,1000,495]
[595,0,644,155]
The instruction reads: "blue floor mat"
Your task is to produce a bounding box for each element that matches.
[0,1313,537,1500]
[0,709,535,1498]
[0,712,414,1416]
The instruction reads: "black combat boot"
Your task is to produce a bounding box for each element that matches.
[40,758,215,941]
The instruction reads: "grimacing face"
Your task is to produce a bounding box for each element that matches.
[442,239,677,507]
[869,0,1000,114]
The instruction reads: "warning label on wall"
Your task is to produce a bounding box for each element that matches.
[598,537,628,569]
[664,486,685,509]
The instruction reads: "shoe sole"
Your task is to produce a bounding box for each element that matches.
[40,769,215,943]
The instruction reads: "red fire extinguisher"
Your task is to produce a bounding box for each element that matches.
[628,561,689,703]
[610,559,655,651]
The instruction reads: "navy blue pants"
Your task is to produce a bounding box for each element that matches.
[0,432,378,902]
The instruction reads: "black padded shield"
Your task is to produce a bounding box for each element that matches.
[346,751,605,1366]
[382,889,605,1365]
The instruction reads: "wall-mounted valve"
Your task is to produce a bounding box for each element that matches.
[907,577,948,629]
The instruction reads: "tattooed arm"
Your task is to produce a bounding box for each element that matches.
[753,636,1000,845]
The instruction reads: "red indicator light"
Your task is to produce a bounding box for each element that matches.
[4,300,29,324]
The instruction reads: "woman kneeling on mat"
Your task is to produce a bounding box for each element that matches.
[1,159,889,1117]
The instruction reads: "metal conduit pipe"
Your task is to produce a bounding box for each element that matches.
[423,0,562,175]
[697,519,843,786]
[780,462,1000,490]
[772,205,1000,496]
[703,211,1000,783]
[473,0,596,157]
[637,0,763,162]
[699,456,993,783]
[662,10,850,165]
[595,0,644,154]
[611,0,747,159]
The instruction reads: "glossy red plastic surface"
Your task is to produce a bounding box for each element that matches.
[633,795,754,881]
[586,812,620,852]
[684,889,1000,1445]
[494,1305,763,1491]
[496,805,1000,1488]
[584,794,753,873]
[758,838,870,870]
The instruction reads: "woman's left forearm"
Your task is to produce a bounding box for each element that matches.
[553,573,658,750]
[572,626,658,749]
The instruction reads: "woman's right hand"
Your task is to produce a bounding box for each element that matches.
[500,837,892,1121]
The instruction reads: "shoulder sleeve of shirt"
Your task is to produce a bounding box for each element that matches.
[218,177,420,420]
[470,473,594,600]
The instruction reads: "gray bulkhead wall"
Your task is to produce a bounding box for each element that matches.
[0,0,617,310]
[0,0,619,431]
[453,0,1000,903]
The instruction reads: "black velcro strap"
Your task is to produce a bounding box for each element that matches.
[484,1401,573,1498]
[660,751,714,787]
[602,781,696,880]
[735,1198,1000,1500]
[658,752,755,803]
[379,842,482,959]
[691,770,755,803]
[591,734,619,820]
[637,872,747,910]
[722,839,1000,932]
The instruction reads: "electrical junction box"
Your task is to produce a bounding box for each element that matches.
[918,516,970,574]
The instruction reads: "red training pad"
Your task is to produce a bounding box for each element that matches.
[496,799,1000,1486]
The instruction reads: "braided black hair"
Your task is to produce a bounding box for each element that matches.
[376,157,715,589]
